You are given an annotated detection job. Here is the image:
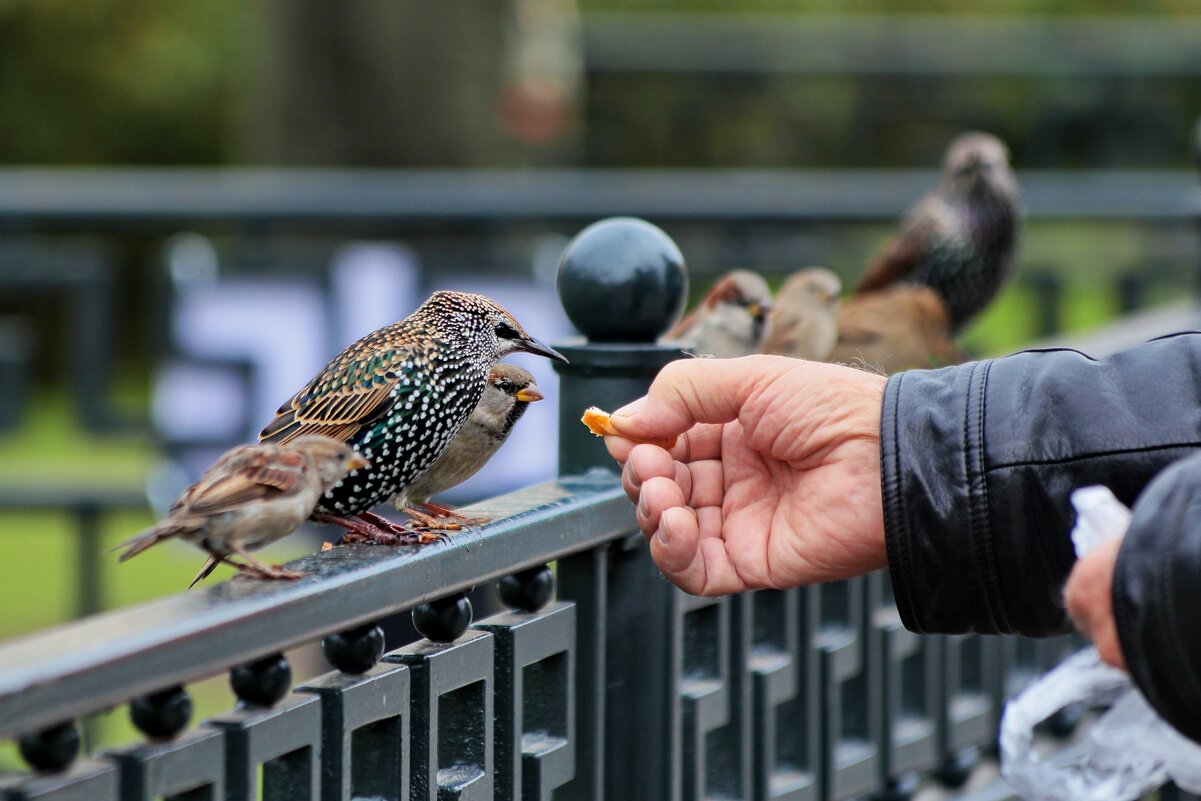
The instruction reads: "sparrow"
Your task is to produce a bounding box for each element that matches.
[116,435,368,587]
[829,284,967,374]
[663,269,773,358]
[759,267,842,361]
[259,291,566,544]
[855,132,1021,332]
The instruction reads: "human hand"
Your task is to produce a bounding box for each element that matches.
[1064,538,1126,670]
[605,355,888,595]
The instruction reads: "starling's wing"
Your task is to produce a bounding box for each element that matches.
[855,195,946,295]
[178,446,309,516]
[259,348,409,446]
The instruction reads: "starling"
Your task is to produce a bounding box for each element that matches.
[383,363,543,530]
[663,270,774,358]
[829,284,966,374]
[116,436,368,586]
[259,290,566,543]
[855,132,1021,332]
[760,267,842,361]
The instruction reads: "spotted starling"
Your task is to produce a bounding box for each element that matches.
[760,268,842,361]
[663,269,773,358]
[116,435,368,586]
[259,291,566,543]
[830,284,966,374]
[379,363,543,531]
[855,132,1021,332]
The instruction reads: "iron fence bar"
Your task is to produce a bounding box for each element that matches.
[0,169,1194,228]
[583,12,1201,78]
[0,474,630,740]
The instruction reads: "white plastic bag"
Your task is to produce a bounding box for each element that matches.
[1000,486,1201,800]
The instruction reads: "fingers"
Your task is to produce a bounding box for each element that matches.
[1064,539,1126,670]
[649,506,746,596]
[608,356,787,443]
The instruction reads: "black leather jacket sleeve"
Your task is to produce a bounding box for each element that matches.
[880,332,1201,637]
[1113,453,1201,745]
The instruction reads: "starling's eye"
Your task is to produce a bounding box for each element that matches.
[494,321,521,340]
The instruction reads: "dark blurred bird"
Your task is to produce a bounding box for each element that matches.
[855,132,1021,332]
[379,363,543,531]
[259,291,566,544]
[663,269,773,358]
[116,436,368,587]
[830,284,967,374]
[760,268,842,361]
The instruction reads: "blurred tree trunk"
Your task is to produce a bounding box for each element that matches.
[241,0,581,167]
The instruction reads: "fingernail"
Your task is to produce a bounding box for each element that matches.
[613,396,647,419]
[656,518,672,545]
[637,493,648,517]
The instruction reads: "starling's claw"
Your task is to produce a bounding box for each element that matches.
[419,501,491,526]
[402,507,464,531]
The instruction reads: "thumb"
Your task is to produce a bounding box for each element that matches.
[609,355,785,440]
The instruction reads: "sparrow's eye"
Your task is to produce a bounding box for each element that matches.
[498,381,515,393]
[494,321,521,340]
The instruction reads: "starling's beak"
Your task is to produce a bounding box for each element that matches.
[346,455,370,472]
[516,386,545,403]
[519,336,569,364]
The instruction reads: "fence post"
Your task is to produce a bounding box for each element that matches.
[552,217,689,801]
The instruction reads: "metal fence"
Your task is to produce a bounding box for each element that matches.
[2,219,1184,801]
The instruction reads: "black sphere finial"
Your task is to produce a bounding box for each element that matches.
[130,685,192,741]
[18,721,79,773]
[230,653,292,708]
[412,592,473,643]
[557,217,688,343]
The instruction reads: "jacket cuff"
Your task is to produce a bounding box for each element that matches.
[1113,453,1201,745]
[882,361,1014,634]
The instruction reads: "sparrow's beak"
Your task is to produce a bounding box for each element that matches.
[747,301,770,322]
[515,386,545,403]
[346,455,370,472]
[518,336,569,364]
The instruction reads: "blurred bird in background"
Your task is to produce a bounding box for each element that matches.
[116,436,367,587]
[830,284,966,374]
[259,291,567,544]
[383,363,543,531]
[855,132,1021,333]
[760,267,842,361]
[664,269,773,357]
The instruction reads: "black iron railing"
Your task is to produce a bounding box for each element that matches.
[3,217,1200,801]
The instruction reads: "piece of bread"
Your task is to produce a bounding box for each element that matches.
[581,407,678,450]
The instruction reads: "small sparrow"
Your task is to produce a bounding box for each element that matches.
[830,284,967,374]
[663,270,773,358]
[117,436,368,587]
[259,291,566,544]
[383,364,543,530]
[760,268,842,361]
[855,132,1021,332]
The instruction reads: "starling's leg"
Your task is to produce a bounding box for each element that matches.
[420,500,491,526]
[357,510,452,544]
[313,512,404,544]
[229,546,305,581]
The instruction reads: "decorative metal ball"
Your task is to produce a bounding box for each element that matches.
[130,685,192,741]
[412,593,473,643]
[322,623,386,675]
[498,565,555,613]
[230,653,291,708]
[557,217,688,342]
[17,721,79,773]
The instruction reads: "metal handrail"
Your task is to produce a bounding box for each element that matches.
[0,472,627,740]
